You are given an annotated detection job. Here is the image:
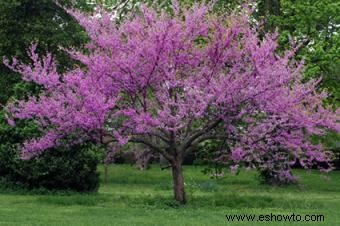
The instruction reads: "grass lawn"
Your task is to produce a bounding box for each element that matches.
[0,164,339,226]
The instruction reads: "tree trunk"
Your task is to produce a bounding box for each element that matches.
[171,161,186,204]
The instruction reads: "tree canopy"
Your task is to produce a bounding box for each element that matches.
[4,2,339,203]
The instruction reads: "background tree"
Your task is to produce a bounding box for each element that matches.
[256,0,339,107]
[0,0,102,191]
[256,0,340,169]
[0,0,94,104]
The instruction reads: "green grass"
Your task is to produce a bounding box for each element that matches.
[0,165,339,226]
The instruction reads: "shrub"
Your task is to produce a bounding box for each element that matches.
[0,111,101,192]
[0,143,100,192]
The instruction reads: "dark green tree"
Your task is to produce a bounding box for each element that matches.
[256,0,339,107]
[0,0,101,191]
[0,0,93,104]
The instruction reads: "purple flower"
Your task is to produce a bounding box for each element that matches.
[230,147,245,163]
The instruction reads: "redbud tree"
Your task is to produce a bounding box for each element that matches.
[4,2,339,203]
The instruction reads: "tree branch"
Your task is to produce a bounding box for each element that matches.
[130,137,173,162]
[181,119,223,152]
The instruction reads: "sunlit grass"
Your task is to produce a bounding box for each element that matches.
[0,165,339,226]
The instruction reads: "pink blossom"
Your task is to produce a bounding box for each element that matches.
[230,147,245,162]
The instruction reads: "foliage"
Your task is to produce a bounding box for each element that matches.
[195,139,227,178]
[0,0,93,105]
[0,110,100,191]
[0,1,106,192]
[0,88,101,191]
[0,143,100,192]
[4,1,339,203]
[258,0,340,107]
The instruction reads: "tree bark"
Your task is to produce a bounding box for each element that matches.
[171,161,186,204]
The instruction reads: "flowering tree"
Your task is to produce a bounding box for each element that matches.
[4,2,339,203]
